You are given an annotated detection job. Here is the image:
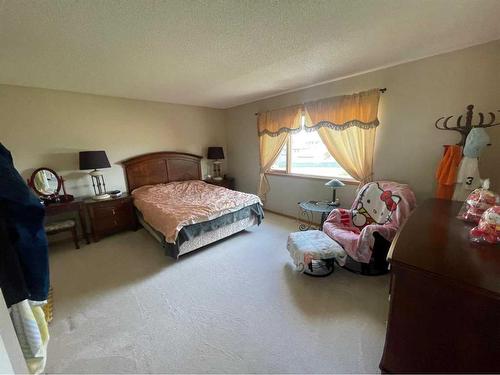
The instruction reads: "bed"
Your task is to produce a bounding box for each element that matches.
[121,152,264,258]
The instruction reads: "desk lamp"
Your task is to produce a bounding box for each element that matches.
[79,150,111,200]
[325,179,345,206]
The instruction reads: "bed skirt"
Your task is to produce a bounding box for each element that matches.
[136,203,264,258]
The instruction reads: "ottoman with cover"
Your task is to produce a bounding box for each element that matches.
[287,230,347,276]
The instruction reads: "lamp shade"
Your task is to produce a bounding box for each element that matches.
[79,151,111,170]
[207,147,224,160]
[325,179,345,188]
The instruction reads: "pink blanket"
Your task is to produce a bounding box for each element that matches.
[323,181,416,263]
[132,180,261,243]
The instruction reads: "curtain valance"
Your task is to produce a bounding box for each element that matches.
[256,88,382,200]
[257,104,303,137]
[304,89,380,131]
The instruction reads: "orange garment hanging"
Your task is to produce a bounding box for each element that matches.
[435,145,462,199]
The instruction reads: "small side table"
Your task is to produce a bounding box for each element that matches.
[205,177,235,190]
[298,201,338,230]
[85,194,137,242]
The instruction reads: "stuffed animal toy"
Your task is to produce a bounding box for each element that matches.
[463,127,490,158]
[458,183,498,223]
[453,128,492,201]
[470,206,500,244]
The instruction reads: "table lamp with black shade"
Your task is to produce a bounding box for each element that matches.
[207,146,224,181]
[325,178,345,206]
[79,150,111,200]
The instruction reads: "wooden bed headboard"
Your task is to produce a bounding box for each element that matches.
[121,152,203,192]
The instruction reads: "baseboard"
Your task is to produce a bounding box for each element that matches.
[264,208,321,228]
[264,208,296,221]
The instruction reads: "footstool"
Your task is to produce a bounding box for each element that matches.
[287,230,347,277]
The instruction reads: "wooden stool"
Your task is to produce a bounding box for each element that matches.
[45,219,80,249]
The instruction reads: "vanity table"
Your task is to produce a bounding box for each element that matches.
[28,167,89,245]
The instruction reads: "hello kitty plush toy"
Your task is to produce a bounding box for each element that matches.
[470,206,500,244]
[352,182,401,228]
[458,179,498,223]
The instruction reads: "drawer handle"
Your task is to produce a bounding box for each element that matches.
[112,208,116,215]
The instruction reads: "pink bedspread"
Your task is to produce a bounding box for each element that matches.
[132,180,261,243]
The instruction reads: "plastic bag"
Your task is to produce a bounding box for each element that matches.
[457,187,498,224]
[470,206,500,244]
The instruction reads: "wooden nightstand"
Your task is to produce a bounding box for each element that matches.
[85,194,136,242]
[205,177,235,190]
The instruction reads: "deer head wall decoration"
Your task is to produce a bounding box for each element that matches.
[434,104,500,146]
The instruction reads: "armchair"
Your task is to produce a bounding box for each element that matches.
[323,181,416,275]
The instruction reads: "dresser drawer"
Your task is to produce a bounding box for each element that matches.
[86,197,136,241]
[91,201,131,219]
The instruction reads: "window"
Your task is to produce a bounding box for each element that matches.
[272,143,287,172]
[270,116,352,180]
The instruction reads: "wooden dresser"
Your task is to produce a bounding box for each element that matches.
[380,199,500,373]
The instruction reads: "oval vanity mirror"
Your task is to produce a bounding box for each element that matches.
[30,167,61,196]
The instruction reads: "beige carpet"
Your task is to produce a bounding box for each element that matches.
[45,212,389,374]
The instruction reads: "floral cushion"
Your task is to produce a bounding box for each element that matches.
[44,219,76,233]
[287,230,347,272]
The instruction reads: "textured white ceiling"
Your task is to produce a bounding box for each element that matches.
[1,0,500,108]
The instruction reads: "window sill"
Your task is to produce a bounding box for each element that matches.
[265,171,359,185]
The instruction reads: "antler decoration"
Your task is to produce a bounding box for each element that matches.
[434,104,500,146]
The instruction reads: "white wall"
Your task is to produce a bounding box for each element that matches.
[1,85,226,197]
[1,41,499,218]
[225,40,500,217]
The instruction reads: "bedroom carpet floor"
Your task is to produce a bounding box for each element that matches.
[45,212,389,374]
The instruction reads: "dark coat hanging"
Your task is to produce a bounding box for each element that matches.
[0,143,49,306]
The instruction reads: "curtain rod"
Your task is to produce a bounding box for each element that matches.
[254,88,387,116]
